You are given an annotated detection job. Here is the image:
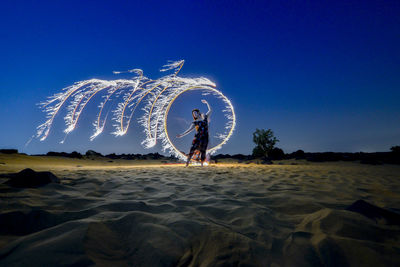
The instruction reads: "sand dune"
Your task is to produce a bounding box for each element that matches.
[0,154,399,266]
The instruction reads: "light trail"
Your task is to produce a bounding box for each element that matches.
[36,60,236,160]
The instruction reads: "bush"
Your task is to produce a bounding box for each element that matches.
[391,146,400,154]
[293,149,305,159]
[269,147,285,160]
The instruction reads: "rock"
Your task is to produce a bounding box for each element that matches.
[3,168,60,188]
[346,200,400,225]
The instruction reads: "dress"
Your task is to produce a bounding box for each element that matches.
[190,115,209,153]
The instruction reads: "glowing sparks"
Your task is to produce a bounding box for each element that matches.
[36,60,236,160]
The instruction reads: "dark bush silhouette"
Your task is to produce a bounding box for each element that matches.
[391,146,400,154]
[0,149,18,154]
[46,151,83,159]
[292,149,305,159]
[269,147,285,160]
[85,150,103,157]
[306,152,343,162]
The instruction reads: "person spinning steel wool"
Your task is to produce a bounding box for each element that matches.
[176,99,211,167]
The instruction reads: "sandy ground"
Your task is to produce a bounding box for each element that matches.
[0,154,400,266]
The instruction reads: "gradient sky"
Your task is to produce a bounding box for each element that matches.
[1,0,399,155]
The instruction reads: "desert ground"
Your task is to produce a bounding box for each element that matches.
[0,154,399,266]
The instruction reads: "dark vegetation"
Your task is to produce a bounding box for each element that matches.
[43,150,174,161]
[252,129,279,158]
[0,148,177,161]
[0,149,18,154]
[40,147,400,165]
[213,130,400,165]
[211,150,400,165]
[1,143,399,165]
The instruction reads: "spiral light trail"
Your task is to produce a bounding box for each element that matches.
[36,60,236,160]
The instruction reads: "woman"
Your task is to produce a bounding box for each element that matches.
[176,99,211,166]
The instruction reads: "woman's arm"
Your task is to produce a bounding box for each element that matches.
[201,99,211,117]
[176,123,195,138]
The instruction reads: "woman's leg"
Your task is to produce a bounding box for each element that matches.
[200,138,209,166]
[186,146,196,166]
[200,149,206,166]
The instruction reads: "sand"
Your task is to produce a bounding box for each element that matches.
[0,154,399,266]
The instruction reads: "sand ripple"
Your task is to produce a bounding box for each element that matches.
[1,163,400,266]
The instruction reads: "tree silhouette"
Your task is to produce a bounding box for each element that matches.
[252,129,279,158]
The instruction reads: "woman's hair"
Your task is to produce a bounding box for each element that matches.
[192,109,200,120]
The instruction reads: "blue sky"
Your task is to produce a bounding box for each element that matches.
[0,0,399,155]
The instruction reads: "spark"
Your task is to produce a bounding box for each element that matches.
[36,60,236,160]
